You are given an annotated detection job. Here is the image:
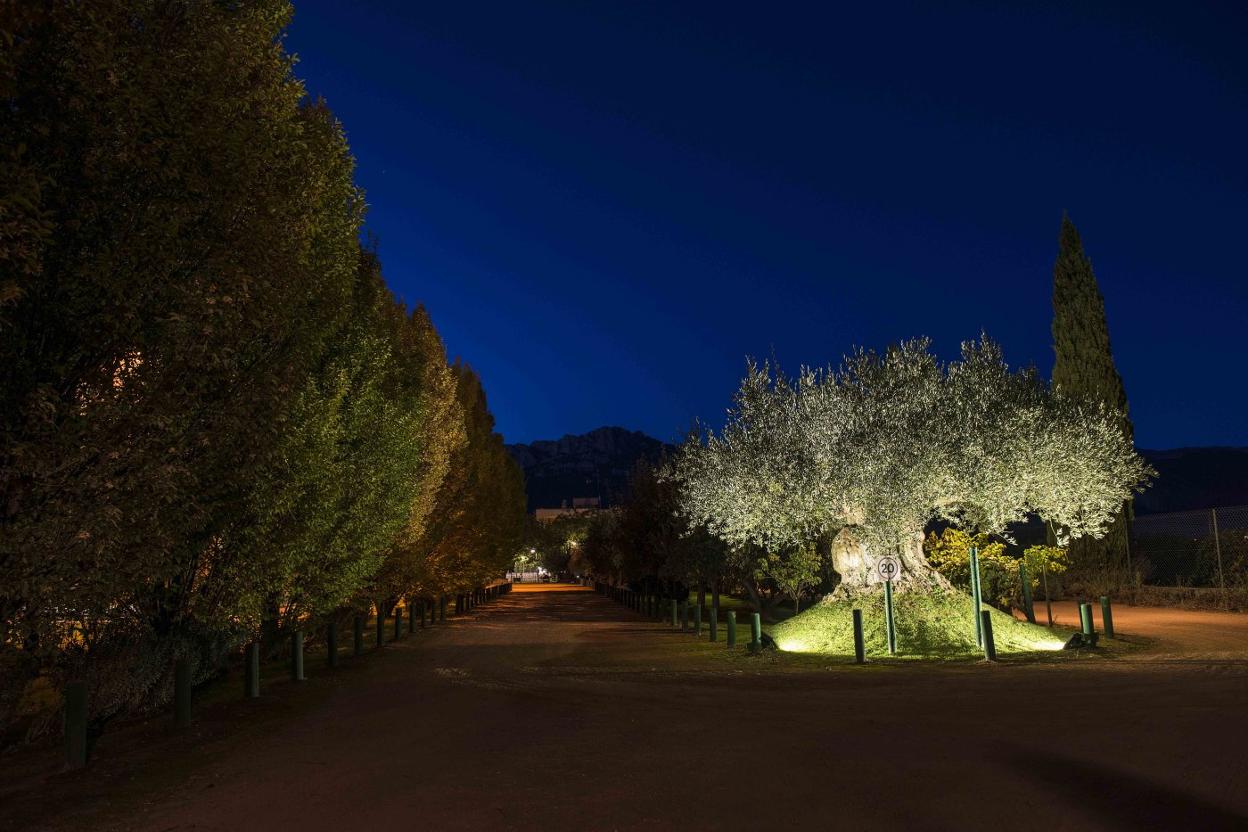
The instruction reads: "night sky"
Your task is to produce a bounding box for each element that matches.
[285,1,1246,448]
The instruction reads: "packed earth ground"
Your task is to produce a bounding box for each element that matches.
[3,584,1246,831]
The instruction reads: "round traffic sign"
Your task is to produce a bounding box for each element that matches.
[876,556,901,582]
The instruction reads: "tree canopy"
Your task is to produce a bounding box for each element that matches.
[672,337,1152,590]
[0,0,524,737]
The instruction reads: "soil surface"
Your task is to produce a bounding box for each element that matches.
[4,584,1247,831]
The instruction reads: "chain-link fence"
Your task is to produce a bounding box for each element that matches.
[1128,506,1248,604]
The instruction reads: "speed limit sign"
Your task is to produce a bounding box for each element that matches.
[876,556,901,583]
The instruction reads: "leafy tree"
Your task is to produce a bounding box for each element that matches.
[416,364,526,597]
[1051,215,1134,570]
[229,247,428,653]
[365,302,465,615]
[0,0,363,719]
[674,337,1152,600]
[0,0,530,742]
[756,544,822,613]
[924,529,1011,607]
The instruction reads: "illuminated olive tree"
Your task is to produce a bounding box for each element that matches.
[673,337,1151,597]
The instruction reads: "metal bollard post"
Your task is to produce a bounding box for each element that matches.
[726,611,737,647]
[1100,596,1114,638]
[970,545,983,647]
[1080,602,1095,637]
[750,612,762,653]
[174,657,192,728]
[980,610,997,661]
[327,621,338,668]
[245,642,261,698]
[291,631,305,681]
[353,616,364,655]
[852,609,865,664]
[64,681,88,769]
[709,607,718,642]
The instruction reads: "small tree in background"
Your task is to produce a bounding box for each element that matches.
[757,545,822,614]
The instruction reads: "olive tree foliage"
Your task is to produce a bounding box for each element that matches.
[673,337,1152,595]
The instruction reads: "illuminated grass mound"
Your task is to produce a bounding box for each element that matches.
[768,589,1068,658]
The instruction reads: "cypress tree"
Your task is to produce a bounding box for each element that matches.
[1050,214,1134,570]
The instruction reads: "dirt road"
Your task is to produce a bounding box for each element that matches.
[7,584,1248,831]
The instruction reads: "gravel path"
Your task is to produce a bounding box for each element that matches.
[8,584,1248,831]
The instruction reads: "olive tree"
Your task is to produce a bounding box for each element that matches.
[674,337,1151,597]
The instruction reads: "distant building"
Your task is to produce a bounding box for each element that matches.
[534,496,601,523]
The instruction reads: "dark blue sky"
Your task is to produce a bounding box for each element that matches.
[286,1,1246,448]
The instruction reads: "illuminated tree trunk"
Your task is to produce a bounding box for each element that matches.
[828,527,952,598]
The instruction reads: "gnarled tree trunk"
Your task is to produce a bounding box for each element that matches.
[827,527,952,599]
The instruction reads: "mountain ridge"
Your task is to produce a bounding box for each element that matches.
[506,426,673,512]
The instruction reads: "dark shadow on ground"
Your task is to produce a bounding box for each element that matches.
[1004,747,1248,830]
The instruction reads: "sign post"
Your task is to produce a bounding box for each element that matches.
[877,556,900,656]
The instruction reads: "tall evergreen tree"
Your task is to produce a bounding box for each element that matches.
[1050,214,1134,570]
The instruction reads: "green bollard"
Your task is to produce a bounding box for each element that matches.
[326,621,338,668]
[376,609,385,648]
[694,603,702,636]
[245,642,261,698]
[1080,602,1095,636]
[1100,596,1115,638]
[726,611,737,647]
[671,599,678,628]
[1019,561,1036,624]
[884,579,897,656]
[64,681,88,769]
[750,612,762,653]
[852,609,866,664]
[291,631,305,681]
[980,610,997,661]
[353,616,364,655]
[174,657,192,728]
[394,606,402,640]
[970,545,983,647]
[709,607,718,642]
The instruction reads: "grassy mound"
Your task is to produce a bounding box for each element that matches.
[767,589,1069,659]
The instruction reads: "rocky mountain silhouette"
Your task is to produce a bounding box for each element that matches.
[507,426,672,512]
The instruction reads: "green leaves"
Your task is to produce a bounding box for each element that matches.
[675,337,1152,588]
[0,2,526,728]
